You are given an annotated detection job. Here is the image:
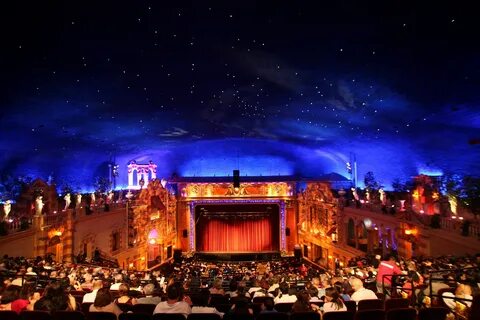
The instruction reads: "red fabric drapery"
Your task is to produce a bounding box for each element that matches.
[196,217,277,252]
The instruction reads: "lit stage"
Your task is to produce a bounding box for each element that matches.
[194,203,280,252]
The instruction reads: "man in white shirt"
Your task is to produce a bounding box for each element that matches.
[349,278,378,303]
[109,274,124,290]
[191,306,224,318]
[274,282,297,304]
[82,280,103,303]
[153,284,191,318]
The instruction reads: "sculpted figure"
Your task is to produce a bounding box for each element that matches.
[76,193,82,208]
[64,193,71,210]
[3,200,11,218]
[35,196,44,215]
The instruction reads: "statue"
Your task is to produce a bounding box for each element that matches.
[107,191,114,203]
[379,189,386,205]
[3,200,11,218]
[351,187,360,208]
[76,194,82,209]
[91,192,96,205]
[35,196,44,215]
[64,193,71,211]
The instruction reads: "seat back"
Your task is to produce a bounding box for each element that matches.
[290,311,321,320]
[0,310,20,320]
[357,299,383,311]
[187,313,222,320]
[417,307,449,320]
[273,302,294,313]
[255,312,289,320]
[116,303,134,313]
[386,308,416,320]
[119,313,152,320]
[152,314,187,320]
[19,310,52,320]
[209,295,229,306]
[354,309,385,320]
[322,311,355,320]
[82,302,93,314]
[52,310,86,320]
[343,300,357,314]
[132,304,157,315]
[86,311,118,320]
[375,292,386,301]
[384,298,409,311]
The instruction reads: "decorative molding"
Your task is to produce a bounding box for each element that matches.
[180,182,294,198]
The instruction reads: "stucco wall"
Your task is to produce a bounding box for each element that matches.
[73,209,126,258]
[0,230,35,258]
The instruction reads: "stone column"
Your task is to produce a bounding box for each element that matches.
[63,210,74,262]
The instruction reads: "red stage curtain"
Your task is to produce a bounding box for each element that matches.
[197,217,276,252]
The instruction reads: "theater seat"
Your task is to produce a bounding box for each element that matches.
[86,312,118,320]
[343,300,357,313]
[384,298,410,311]
[354,309,385,320]
[290,311,320,320]
[0,310,20,320]
[273,303,294,313]
[131,304,157,315]
[187,314,222,320]
[386,308,416,320]
[82,302,94,314]
[322,311,354,320]
[152,314,187,320]
[52,310,86,320]
[119,313,152,320]
[19,310,52,320]
[357,299,383,311]
[255,312,289,320]
[418,307,449,320]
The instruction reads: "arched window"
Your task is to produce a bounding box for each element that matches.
[132,169,138,186]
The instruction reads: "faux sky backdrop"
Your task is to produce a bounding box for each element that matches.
[1,1,479,191]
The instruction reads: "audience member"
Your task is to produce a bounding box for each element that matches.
[349,277,378,303]
[89,287,123,319]
[153,283,191,318]
[323,287,347,313]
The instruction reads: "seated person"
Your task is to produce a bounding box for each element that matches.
[291,291,320,313]
[153,283,191,319]
[349,277,378,303]
[114,283,137,305]
[323,287,347,313]
[442,283,473,310]
[137,283,162,305]
[274,282,297,304]
[89,288,123,319]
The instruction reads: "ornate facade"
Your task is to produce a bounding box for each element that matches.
[0,176,478,271]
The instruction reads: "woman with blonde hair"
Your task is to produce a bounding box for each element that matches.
[209,278,225,295]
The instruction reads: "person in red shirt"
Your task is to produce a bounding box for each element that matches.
[299,263,308,277]
[376,255,404,294]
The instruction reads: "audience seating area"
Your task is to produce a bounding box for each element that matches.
[0,253,478,320]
